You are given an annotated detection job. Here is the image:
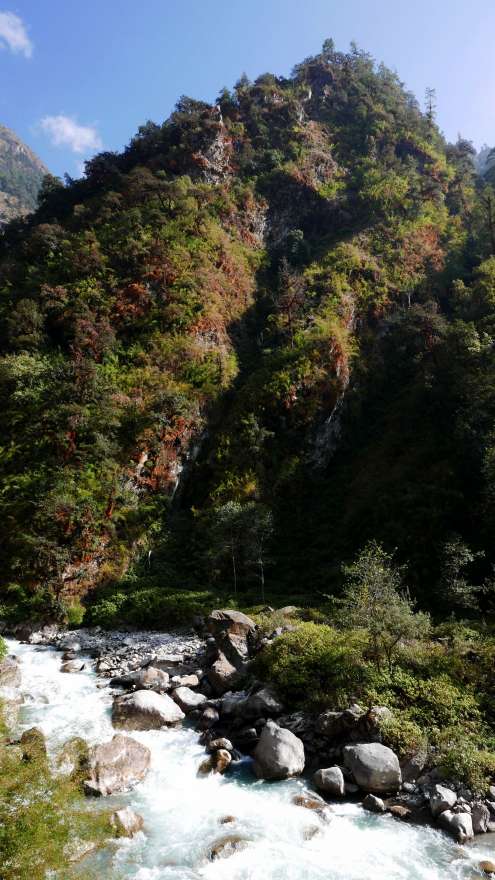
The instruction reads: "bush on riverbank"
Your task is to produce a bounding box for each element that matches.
[253,618,495,791]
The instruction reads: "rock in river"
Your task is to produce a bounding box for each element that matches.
[253,720,305,780]
[84,733,150,796]
[313,766,345,797]
[112,690,185,730]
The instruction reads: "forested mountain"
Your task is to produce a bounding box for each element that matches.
[0,125,48,226]
[1,40,495,625]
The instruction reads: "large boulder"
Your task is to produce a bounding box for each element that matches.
[112,690,185,730]
[84,734,150,796]
[207,610,256,670]
[313,766,345,797]
[172,686,207,713]
[472,802,490,834]
[207,653,243,695]
[253,720,305,780]
[438,809,474,843]
[430,784,457,818]
[242,688,284,719]
[343,743,401,793]
[0,656,21,688]
[110,667,170,692]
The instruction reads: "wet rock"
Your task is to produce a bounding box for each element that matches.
[57,736,89,776]
[362,793,386,813]
[343,743,401,794]
[219,815,236,825]
[198,748,232,775]
[313,766,345,797]
[112,690,185,730]
[207,609,256,670]
[110,806,144,837]
[253,720,305,780]
[84,733,150,796]
[480,861,495,874]
[207,653,243,695]
[0,655,21,688]
[172,686,207,713]
[388,804,412,820]
[430,784,457,818]
[110,667,170,692]
[472,802,490,834]
[20,726,47,762]
[292,792,332,822]
[208,834,250,860]
[61,660,85,673]
[438,810,474,843]
[345,782,360,795]
[207,737,233,753]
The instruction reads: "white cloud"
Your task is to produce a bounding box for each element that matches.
[0,11,33,57]
[39,115,102,154]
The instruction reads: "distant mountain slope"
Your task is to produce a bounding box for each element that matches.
[0,124,48,226]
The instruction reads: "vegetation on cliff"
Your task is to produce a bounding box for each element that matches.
[1,40,495,635]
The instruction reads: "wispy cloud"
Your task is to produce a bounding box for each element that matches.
[0,11,33,57]
[39,115,102,154]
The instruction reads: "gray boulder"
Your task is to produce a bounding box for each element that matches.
[207,654,243,695]
[438,809,474,843]
[430,784,457,818]
[343,743,401,793]
[253,720,305,780]
[472,802,490,834]
[84,734,150,796]
[243,688,284,719]
[112,690,185,730]
[172,686,207,713]
[207,609,256,669]
[111,667,170,692]
[313,766,345,797]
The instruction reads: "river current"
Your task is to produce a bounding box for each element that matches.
[5,638,494,880]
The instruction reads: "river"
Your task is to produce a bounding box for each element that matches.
[6,638,494,880]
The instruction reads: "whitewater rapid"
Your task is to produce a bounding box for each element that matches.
[6,639,494,880]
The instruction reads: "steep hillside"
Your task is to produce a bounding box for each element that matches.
[1,41,494,625]
[0,124,48,225]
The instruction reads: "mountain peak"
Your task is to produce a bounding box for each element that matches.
[0,124,48,226]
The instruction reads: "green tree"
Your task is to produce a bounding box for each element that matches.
[339,542,430,669]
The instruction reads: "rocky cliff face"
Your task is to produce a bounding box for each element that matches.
[0,124,48,225]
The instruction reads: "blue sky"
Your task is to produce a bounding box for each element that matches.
[1,0,494,178]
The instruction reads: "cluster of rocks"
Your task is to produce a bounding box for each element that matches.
[4,610,495,858]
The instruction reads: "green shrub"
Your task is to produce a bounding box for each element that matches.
[252,622,369,709]
[436,732,495,792]
[65,600,85,627]
[86,584,219,629]
[379,713,428,760]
